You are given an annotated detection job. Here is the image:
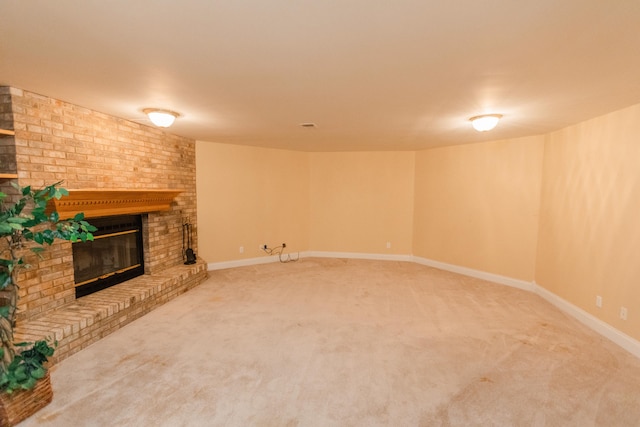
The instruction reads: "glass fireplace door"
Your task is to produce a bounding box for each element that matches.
[73,215,144,298]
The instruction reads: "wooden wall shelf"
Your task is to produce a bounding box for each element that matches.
[46,189,183,219]
[0,130,17,179]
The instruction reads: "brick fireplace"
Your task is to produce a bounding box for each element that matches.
[0,86,208,362]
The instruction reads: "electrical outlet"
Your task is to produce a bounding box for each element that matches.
[239,246,244,254]
[596,295,602,308]
[386,241,391,249]
[620,306,628,320]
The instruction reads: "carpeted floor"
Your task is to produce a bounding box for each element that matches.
[19,258,640,426]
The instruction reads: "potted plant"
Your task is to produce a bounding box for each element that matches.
[0,182,95,425]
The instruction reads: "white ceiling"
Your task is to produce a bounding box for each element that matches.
[1,1,640,151]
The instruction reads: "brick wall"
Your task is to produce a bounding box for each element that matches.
[0,86,199,322]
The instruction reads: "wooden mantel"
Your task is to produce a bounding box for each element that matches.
[47,189,183,219]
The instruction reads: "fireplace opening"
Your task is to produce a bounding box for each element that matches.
[73,214,144,298]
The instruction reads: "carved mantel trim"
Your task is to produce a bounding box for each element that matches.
[47,189,183,219]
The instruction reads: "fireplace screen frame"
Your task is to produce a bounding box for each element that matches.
[73,214,145,298]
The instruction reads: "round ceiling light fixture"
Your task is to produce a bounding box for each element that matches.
[469,114,502,132]
[143,108,180,128]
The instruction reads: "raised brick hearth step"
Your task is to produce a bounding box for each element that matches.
[14,260,208,364]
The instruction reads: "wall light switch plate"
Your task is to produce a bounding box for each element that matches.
[596,295,602,308]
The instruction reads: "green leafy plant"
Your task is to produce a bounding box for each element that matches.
[0,340,55,393]
[0,182,96,394]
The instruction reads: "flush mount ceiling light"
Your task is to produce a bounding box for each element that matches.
[143,108,180,128]
[469,114,502,132]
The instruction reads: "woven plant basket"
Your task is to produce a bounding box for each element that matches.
[0,372,53,426]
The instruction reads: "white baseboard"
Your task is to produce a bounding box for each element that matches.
[207,252,640,359]
[533,282,640,359]
[207,251,412,270]
[412,256,535,292]
[207,254,285,270]
[304,251,414,262]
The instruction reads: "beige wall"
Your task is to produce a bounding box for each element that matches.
[536,103,640,339]
[413,136,545,281]
[196,146,415,262]
[196,142,309,262]
[308,152,415,254]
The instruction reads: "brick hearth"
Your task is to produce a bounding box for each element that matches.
[15,261,207,363]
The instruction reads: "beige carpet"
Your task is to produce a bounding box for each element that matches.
[19,258,640,426]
